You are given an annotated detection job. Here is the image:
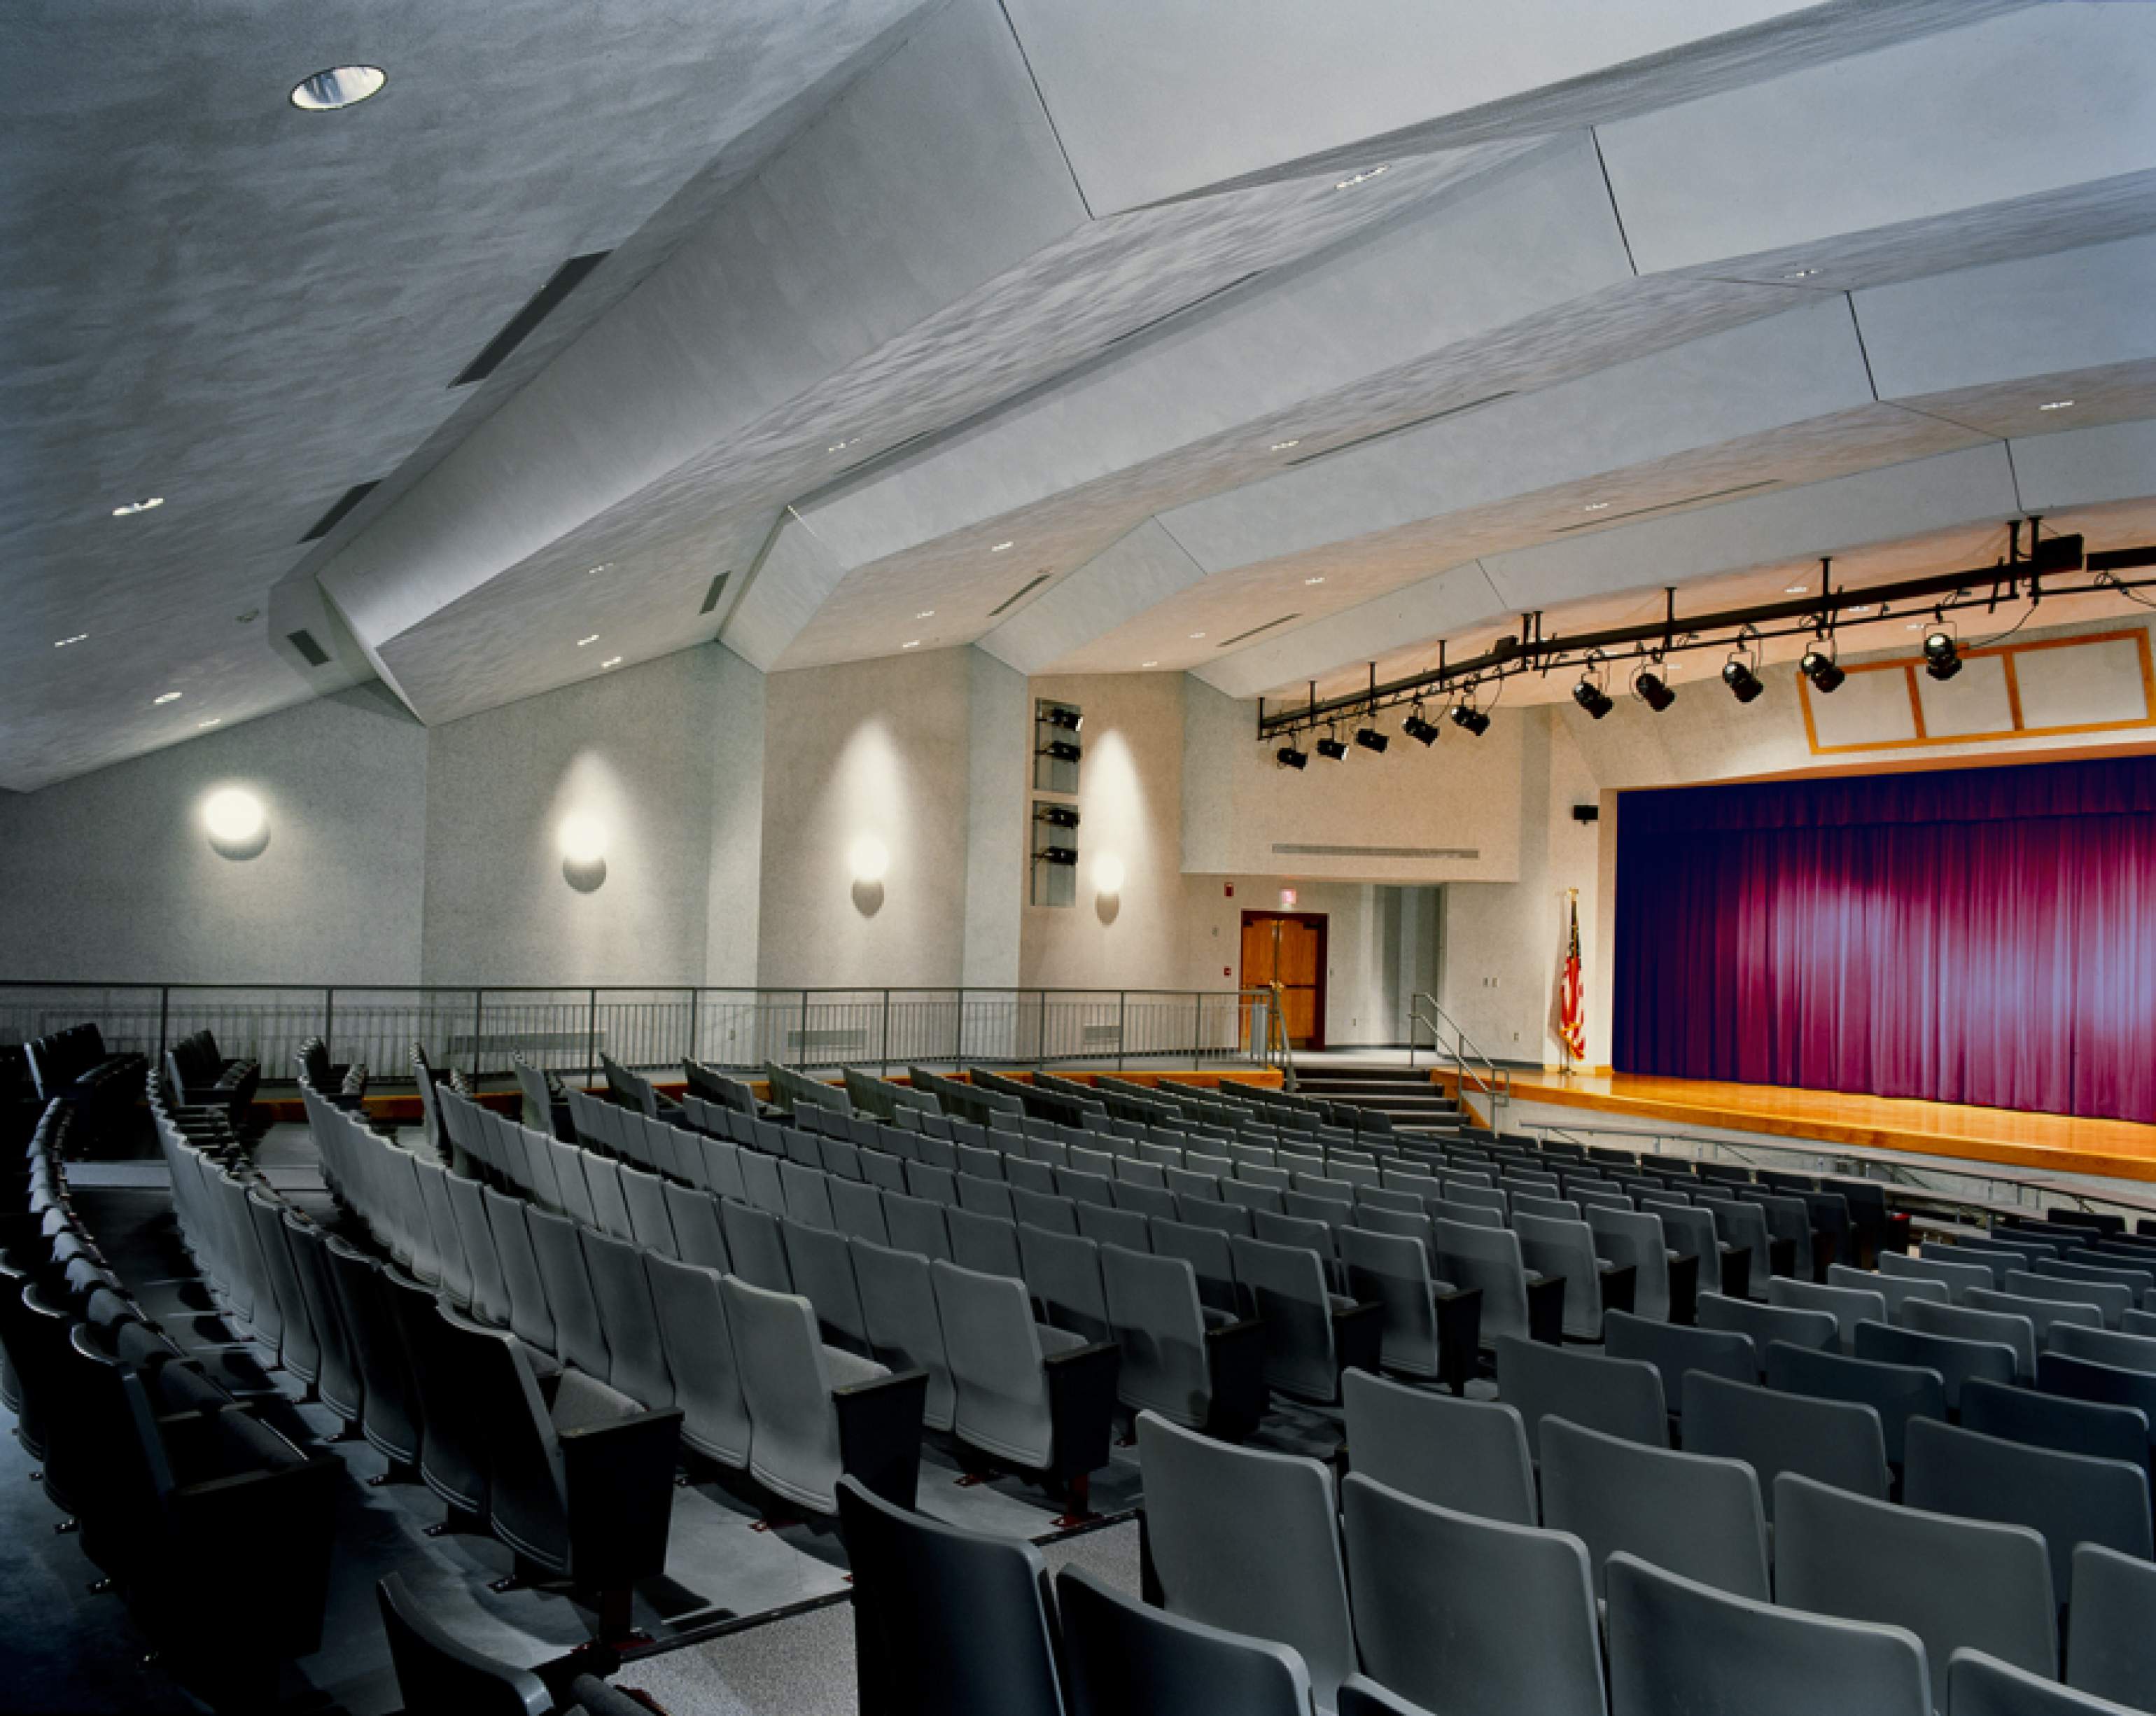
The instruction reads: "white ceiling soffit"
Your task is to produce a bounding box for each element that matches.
[997,0,2029,212]
[1597,4,2156,272]
[1204,414,2156,703]
[0,0,939,791]
[979,519,1209,677]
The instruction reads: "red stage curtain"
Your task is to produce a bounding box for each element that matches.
[1614,756,2156,1123]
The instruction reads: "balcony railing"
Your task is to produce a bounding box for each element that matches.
[0,981,1288,1084]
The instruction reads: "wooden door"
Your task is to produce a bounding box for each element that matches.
[1240,911,1328,1050]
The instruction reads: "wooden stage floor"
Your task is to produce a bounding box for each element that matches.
[1440,1067,2156,1185]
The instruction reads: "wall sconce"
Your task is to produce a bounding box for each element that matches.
[850,835,889,916]
[202,788,270,860]
[559,812,608,891]
[1093,854,1126,896]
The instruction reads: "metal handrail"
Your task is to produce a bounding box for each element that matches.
[1407,991,1509,1115]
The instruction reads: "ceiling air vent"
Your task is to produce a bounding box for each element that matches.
[1272,842,1478,860]
[451,251,611,386]
[286,629,331,667]
[1216,613,1299,648]
[299,480,380,543]
[988,573,1052,617]
[699,572,731,615]
[1552,479,1777,531]
[1284,393,1513,467]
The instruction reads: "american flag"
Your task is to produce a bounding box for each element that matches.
[1559,896,1586,1063]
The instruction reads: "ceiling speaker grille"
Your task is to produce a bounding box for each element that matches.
[988,573,1052,617]
[699,572,731,615]
[286,629,331,667]
[452,252,610,386]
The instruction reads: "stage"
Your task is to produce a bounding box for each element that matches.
[1436,1066,2156,1187]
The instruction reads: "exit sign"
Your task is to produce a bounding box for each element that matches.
[1280,887,1298,907]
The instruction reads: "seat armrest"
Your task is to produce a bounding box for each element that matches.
[1330,1298,1387,1382]
[1200,1316,1269,1442]
[559,1407,685,1589]
[1042,1339,1122,1487]
[1432,1285,1483,1395]
[1667,1251,1701,1325]
[1810,1228,1838,1278]
[1600,1263,1639,1320]
[1526,1274,1567,1346]
[832,1369,928,1511]
[1717,1244,1752,1302]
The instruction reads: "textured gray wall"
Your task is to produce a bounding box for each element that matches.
[420,646,746,986]
[756,649,976,989]
[0,685,427,983]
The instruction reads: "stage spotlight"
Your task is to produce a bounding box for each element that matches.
[1450,701,1490,737]
[1632,668,1676,712]
[1401,708,1440,746]
[1572,676,1614,720]
[1275,743,1309,770]
[1721,655,1763,704]
[1043,706,1082,732]
[1799,643,1844,693]
[1315,733,1348,761]
[1923,628,1961,681]
[1353,724,1389,754]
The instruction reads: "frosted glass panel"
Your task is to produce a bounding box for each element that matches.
[1917,653,2013,737]
[1806,666,1917,748]
[2015,638,2149,729]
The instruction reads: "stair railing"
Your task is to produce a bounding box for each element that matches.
[1408,991,1508,1119]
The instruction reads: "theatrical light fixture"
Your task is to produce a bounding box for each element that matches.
[1922,626,1962,681]
[1450,699,1490,737]
[1275,743,1309,770]
[1036,802,1079,828]
[1721,655,1763,704]
[1572,676,1614,720]
[1353,723,1389,754]
[1314,732,1348,761]
[1632,666,1676,712]
[1401,707,1441,746]
[1041,844,1079,867]
[1800,641,1844,693]
[111,497,163,517]
[1042,738,1081,763]
[290,66,387,110]
[1043,706,1083,732]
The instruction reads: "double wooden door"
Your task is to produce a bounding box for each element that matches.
[1240,911,1327,1050]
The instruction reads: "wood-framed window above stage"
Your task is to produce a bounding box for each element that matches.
[1240,909,1327,1051]
[1800,627,2156,755]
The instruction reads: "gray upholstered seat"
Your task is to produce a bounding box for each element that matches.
[1540,1417,1770,1601]
[662,1182,731,1271]
[1431,1219,1538,1347]
[1138,1410,1356,1710]
[580,1228,675,1409]
[482,1189,558,1360]
[2068,1543,2156,1710]
[1100,1242,1263,1442]
[1903,1418,2153,1595]
[1901,1295,2038,1379]
[1019,1223,1112,1346]
[1336,1224,1476,1390]
[948,1206,1024,1279]
[1959,1376,2150,1467]
[1968,1284,2102,1345]
[779,1159,836,1231]
[1774,1472,2056,1680]
[1854,1318,2015,1410]
[1231,1232,1373,1406]
[413,1159,473,1306]
[1767,1276,1884,1351]
[1497,1334,1667,1458]
[1880,1250,1993,1305]
[933,1258,1115,1488]
[1514,1211,1619,1341]
[1340,1368,1535,1526]
[1950,1649,2145,1716]
[1763,1339,1944,1467]
[782,1216,872,1353]
[1828,1261,1950,1318]
[1606,1552,1930,1716]
[644,1253,750,1467]
[547,1140,601,1229]
[722,1274,900,1515]
[1059,1561,1314,1716]
[881,1189,951,1262]
[617,1164,678,1257]
[850,1237,956,1433]
[443,1173,512,1330]
[2005,1269,2135,1329]
[382,1271,492,1521]
[1589,1204,1676,1323]
[1153,1219,1239,1319]
[1697,1292,1835,1369]
[1076,1199,1149,1252]
[1343,1472,1605,1716]
[1604,1311,1754,1421]
[1681,1371,1888,1516]
[2051,1320,2156,1374]
[525,1207,613,1380]
[718,1197,794,1292]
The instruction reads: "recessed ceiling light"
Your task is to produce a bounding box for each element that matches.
[915,610,936,619]
[1334,165,1390,190]
[576,634,600,647]
[600,656,622,669]
[1270,440,1301,451]
[586,564,609,576]
[235,608,258,624]
[902,640,920,649]
[989,540,1014,553]
[1784,267,1820,280]
[290,66,387,111]
[111,497,163,517]
[1582,502,1609,512]
[1784,584,1809,595]
[1304,577,1326,585]
[153,691,182,705]
[197,718,221,729]
[2039,399,2075,411]
[1847,604,1874,616]
[1141,660,1158,668]
[53,634,88,648]
[826,439,855,454]
[1189,632,1206,640]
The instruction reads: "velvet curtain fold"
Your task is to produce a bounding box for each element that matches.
[1614,756,2156,1124]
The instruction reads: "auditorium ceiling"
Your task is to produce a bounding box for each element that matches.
[5,0,2154,787]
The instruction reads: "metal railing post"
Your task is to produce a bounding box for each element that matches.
[1039,990,1049,1069]
[323,986,336,1063]
[954,988,965,1066]
[880,989,891,1076]
[799,989,811,1070]
[586,988,599,1082]
[687,986,699,1068]
[1191,991,1203,1070]
[1116,991,1126,1073]
[472,989,486,1079]
[157,986,170,1066]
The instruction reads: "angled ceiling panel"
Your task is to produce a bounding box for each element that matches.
[979,519,1208,676]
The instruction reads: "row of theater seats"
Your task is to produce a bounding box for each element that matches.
[3,1095,338,1710]
[162,1028,260,1125]
[24,1021,146,1139]
[1127,1402,2156,1716]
